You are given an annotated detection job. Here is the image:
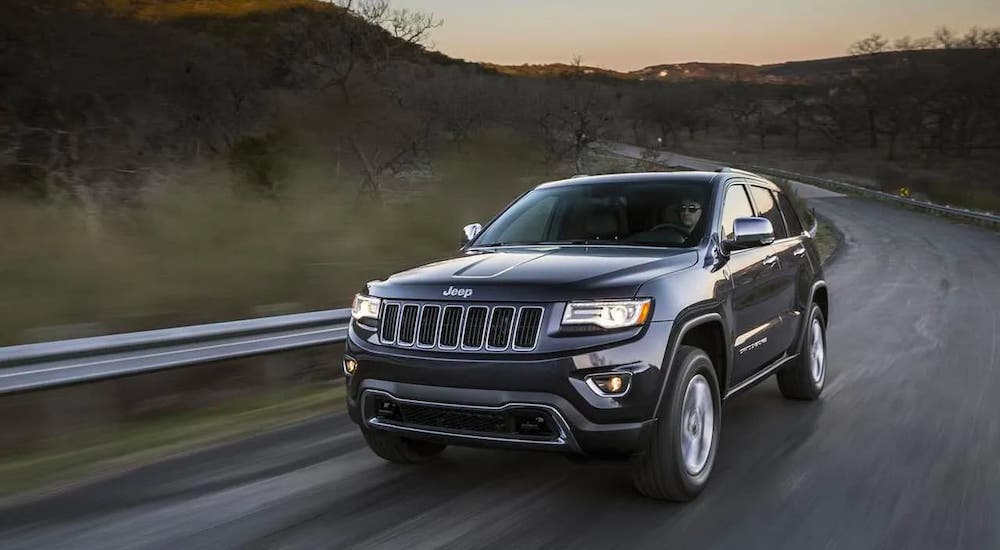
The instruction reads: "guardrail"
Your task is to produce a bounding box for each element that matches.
[599,142,1000,230]
[0,309,351,395]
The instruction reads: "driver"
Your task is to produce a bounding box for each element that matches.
[676,198,703,234]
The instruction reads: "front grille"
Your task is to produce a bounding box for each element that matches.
[377,302,544,352]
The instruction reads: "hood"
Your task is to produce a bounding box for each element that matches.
[366,246,699,302]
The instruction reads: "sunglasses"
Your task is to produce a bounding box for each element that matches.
[677,205,701,213]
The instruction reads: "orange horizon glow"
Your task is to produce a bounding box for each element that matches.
[392,0,999,71]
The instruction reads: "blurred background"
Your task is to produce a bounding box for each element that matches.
[0,1,998,547]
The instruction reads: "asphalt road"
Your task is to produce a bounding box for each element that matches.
[2,194,999,548]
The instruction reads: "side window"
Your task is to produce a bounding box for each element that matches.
[775,191,804,236]
[721,184,754,241]
[749,186,788,239]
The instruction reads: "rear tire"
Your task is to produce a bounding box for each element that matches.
[631,345,721,501]
[777,304,826,400]
[363,428,446,464]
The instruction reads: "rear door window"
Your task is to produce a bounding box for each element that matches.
[749,185,788,239]
[774,191,805,237]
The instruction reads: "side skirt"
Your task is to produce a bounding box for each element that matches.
[724,353,799,400]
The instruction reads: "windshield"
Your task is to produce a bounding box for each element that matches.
[473,179,713,248]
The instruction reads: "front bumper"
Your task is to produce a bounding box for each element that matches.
[345,320,673,457]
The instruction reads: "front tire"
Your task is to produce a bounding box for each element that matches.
[631,345,721,501]
[777,304,827,400]
[362,428,446,464]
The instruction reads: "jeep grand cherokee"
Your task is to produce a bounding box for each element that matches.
[344,170,829,501]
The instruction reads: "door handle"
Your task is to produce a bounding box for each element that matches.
[793,246,806,257]
[762,255,778,267]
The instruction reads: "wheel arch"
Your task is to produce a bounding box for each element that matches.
[811,281,829,324]
[652,311,731,417]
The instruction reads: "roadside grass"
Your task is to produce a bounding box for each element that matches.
[814,218,841,265]
[0,131,549,344]
[0,383,346,498]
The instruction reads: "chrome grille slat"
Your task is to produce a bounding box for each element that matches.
[486,307,516,351]
[462,306,489,350]
[439,306,463,349]
[397,304,419,346]
[378,302,544,352]
[380,303,400,344]
[512,307,544,351]
[417,305,441,348]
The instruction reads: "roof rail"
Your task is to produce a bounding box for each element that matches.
[570,174,589,179]
[715,167,758,176]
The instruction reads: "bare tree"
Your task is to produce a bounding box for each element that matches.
[893,35,936,50]
[301,0,443,200]
[537,58,614,173]
[934,26,958,48]
[849,34,889,56]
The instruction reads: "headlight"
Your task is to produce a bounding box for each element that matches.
[561,299,652,330]
[351,294,381,322]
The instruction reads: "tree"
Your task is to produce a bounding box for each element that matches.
[300,0,443,200]
[849,34,888,56]
[537,58,614,173]
[718,83,762,140]
[934,26,957,49]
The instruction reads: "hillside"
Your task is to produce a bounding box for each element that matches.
[489,49,999,84]
[2,0,997,207]
[0,0,482,198]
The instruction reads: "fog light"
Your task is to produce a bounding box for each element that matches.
[587,373,631,397]
[343,358,358,376]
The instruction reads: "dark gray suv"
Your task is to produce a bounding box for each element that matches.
[344,170,829,501]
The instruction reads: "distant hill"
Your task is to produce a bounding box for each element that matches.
[489,49,997,84]
[631,62,759,81]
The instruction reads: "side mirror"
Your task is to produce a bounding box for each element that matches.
[723,217,775,252]
[461,223,482,247]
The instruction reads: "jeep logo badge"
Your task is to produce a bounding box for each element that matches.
[443,286,473,298]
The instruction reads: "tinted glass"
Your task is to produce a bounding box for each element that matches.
[486,195,557,245]
[775,191,804,236]
[474,180,713,248]
[749,185,788,239]
[721,184,754,241]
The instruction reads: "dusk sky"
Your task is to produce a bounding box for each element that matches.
[392,0,999,70]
